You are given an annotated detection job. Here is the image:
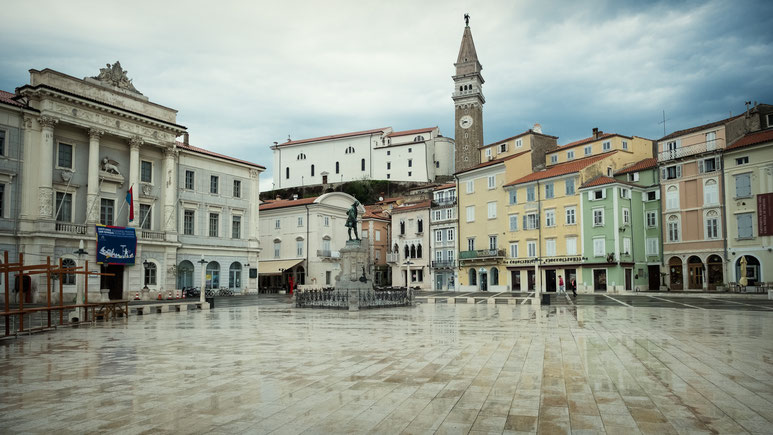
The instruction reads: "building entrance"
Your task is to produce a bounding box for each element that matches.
[669,257,683,290]
[511,270,521,291]
[593,269,607,292]
[545,270,556,292]
[648,265,660,290]
[101,264,124,300]
[688,256,704,289]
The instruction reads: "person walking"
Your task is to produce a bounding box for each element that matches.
[571,278,577,297]
[558,275,565,294]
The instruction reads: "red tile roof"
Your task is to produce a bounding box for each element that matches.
[580,175,643,189]
[176,141,265,169]
[658,114,743,142]
[386,127,435,138]
[455,150,530,175]
[615,157,657,175]
[726,128,773,151]
[391,200,432,214]
[275,127,389,147]
[0,90,24,108]
[478,129,558,149]
[504,151,617,187]
[363,205,390,220]
[433,183,455,191]
[259,196,318,211]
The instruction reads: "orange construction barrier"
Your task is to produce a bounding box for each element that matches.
[157,292,162,300]
[134,292,140,300]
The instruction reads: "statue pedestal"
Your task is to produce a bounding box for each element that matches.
[336,241,373,311]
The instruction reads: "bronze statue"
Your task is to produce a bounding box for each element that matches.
[346,201,360,240]
[464,13,470,26]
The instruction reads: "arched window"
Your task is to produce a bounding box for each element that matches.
[459,86,463,92]
[311,164,315,176]
[393,243,399,253]
[335,162,340,174]
[417,244,423,258]
[404,245,409,259]
[490,268,499,285]
[62,258,76,285]
[410,245,416,258]
[178,260,194,288]
[469,269,477,285]
[667,215,680,242]
[144,262,157,286]
[361,158,365,171]
[414,135,424,142]
[229,262,242,288]
[417,218,423,233]
[704,179,718,204]
[285,167,290,179]
[206,261,220,289]
[345,146,355,154]
[297,153,306,160]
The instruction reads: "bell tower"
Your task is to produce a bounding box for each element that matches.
[453,14,485,173]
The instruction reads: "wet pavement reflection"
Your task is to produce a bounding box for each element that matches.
[1,301,772,434]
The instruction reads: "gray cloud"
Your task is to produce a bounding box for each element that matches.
[1,0,771,191]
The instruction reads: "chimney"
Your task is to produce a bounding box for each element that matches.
[533,123,542,134]
[183,132,189,145]
[592,127,599,139]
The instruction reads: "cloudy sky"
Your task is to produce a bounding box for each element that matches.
[2,0,772,190]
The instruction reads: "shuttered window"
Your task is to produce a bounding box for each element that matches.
[735,173,751,198]
[737,213,753,239]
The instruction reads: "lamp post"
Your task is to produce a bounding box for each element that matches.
[198,255,207,304]
[402,260,414,289]
[142,260,150,291]
[74,239,88,320]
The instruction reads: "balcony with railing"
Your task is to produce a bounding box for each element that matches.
[432,197,457,207]
[658,138,724,162]
[459,249,506,260]
[139,230,165,241]
[55,222,87,235]
[431,260,456,269]
[387,252,400,263]
[316,250,341,259]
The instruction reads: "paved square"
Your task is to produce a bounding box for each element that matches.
[1,302,772,434]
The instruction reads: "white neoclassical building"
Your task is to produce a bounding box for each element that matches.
[2,63,265,302]
[270,126,454,190]
[258,192,364,291]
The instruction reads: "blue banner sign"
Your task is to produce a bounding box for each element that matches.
[96,225,137,265]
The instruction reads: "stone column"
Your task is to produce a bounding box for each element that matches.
[128,136,143,227]
[38,116,58,219]
[86,129,104,224]
[162,146,178,233]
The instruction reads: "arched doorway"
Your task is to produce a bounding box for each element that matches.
[229,262,242,290]
[736,255,760,286]
[468,269,477,286]
[687,256,704,289]
[479,269,488,291]
[707,255,723,290]
[669,257,683,290]
[177,260,194,289]
[490,267,499,286]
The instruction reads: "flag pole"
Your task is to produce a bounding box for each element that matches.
[116,183,133,224]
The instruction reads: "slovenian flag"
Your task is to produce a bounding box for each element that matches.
[126,186,134,222]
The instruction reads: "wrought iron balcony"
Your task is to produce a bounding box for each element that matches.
[658,138,724,162]
[55,223,87,235]
[459,249,506,259]
[316,250,341,259]
[431,260,456,268]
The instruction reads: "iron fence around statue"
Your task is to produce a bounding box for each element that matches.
[295,288,412,309]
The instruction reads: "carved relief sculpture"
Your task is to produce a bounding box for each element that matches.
[101,157,121,175]
[92,61,142,94]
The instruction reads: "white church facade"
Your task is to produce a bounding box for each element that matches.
[270,126,454,190]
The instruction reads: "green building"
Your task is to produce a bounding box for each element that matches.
[578,158,662,292]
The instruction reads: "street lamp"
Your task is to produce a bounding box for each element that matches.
[142,260,150,291]
[402,260,414,289]
[198,255,208,304]
[74,240,88,319]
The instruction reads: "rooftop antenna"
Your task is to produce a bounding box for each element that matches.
[658,110,670,136]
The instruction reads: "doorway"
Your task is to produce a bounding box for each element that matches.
[625,268,633,291]
[545,270,556,292]
[707,255,723,290]
[527,270,535,291]
[101,264,124,300]
[479,270,488,291]
[648,265,660,290]
[593,269,607,292]
[669,257,683,290]
[511,270,521,292]
[687,256,704,289]
[565,269,576,293]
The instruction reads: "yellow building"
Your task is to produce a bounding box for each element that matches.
[456,128,557,291]
[502,130,654,293]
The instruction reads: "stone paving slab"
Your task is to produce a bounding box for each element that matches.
[1,303,772,434]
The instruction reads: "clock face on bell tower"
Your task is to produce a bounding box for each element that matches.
[452,16,484,173]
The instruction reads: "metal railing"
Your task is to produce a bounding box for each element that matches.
[431,260,456,268]
[433,198,457,206]
[459,249,506,259]
[316,250,341,259]
[55,223,87,234]
[139,230,165,241]
[658,138,724,162]
[386,252,400,263]
[296,288,412,309]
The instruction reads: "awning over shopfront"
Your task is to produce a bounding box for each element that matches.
[259,259,304,275]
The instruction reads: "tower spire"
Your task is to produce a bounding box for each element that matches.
[452,15,485,173]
